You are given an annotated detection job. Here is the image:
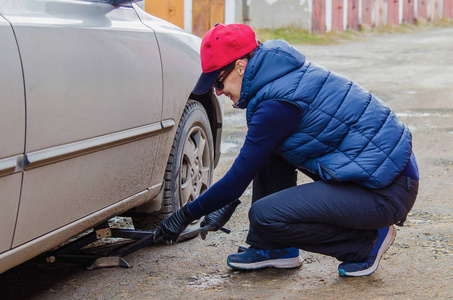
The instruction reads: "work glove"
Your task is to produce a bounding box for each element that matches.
[200,199,241,240]
[154,204,196,244]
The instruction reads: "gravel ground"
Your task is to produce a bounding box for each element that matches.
[1,26,452,300]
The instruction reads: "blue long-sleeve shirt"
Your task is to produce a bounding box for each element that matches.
[187,99,419,218]
[188,100,300,218]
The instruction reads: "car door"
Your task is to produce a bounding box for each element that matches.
[2,0,164,247]
[0,15,26,254]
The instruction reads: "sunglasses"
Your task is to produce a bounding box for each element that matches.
[214,62,236,91]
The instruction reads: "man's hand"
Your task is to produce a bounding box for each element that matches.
[200,199,241,240]
[154,204,196,243]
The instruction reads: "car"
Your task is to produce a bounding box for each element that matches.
[0,0,223,274]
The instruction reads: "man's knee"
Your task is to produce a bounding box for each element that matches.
[249,201,271,231]
[249,201,287,233]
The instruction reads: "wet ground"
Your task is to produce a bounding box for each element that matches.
[1,26,452,299]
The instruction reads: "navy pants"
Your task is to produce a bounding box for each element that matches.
[246,155,418,262]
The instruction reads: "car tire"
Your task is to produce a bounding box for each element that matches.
[133,100,214,240]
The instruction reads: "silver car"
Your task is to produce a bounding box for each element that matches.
[0,0,223,274]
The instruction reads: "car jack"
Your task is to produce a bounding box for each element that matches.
[45,224,159,270]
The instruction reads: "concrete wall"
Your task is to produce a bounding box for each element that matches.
[233,0,312,30]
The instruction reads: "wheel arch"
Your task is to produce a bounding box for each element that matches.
[190,90,223,168]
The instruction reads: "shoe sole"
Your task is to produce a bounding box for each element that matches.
[339,225,397,277]
[227,256,303,270]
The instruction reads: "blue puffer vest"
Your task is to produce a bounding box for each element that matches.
[236,40,412,189]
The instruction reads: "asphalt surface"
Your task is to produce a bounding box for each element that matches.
[1,25,452,300]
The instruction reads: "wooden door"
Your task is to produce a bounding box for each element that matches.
[362,0,373,27]
[193,0,225,37]
[312,0,326,33]
[146,0,184,29]
[347,0,360,30]
[332,0,344,31]
[374,0,385,28]
[429,0,441,22]
[403,0,415,24]
[417,0,428,20]
[444,0,453,19]
[387,0,399,25]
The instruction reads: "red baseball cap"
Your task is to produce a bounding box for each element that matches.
[192,23,257,95]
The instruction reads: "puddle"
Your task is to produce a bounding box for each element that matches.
[220,142,239,154]
[431,158,453,167]
[220,132,246,154]
[397,109,453,118]
[187,274,228,291]
[220,109,247,154]
[402,90,418,95]
[223,109,247,127]
[439,127,453,134]
[220,139,244,154]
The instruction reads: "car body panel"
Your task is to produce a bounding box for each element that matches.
[2,0,163,247]
[133,7,204,189]
[0,0,223,274]
[134,6,224,179]
[14,138,160,247]
[0,16,25,254]
[5,1,163,150]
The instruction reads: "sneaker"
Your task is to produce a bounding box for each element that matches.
[227,247,303,270]
[338,225,397,277]
[237,245,249,253]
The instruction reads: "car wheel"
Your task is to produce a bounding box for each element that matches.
[133,100,213,239]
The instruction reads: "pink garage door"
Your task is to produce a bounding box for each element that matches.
[347,0,360,30]
[429,0,441,22]
[312,0,326,33]
[444,0,453,19]
[332,0,344,31]
[362,0,373,27]
[418,0,428,20]
[388,0,399,25]
[403,0,415,24]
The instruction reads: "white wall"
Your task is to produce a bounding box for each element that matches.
[236,0,311,30]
